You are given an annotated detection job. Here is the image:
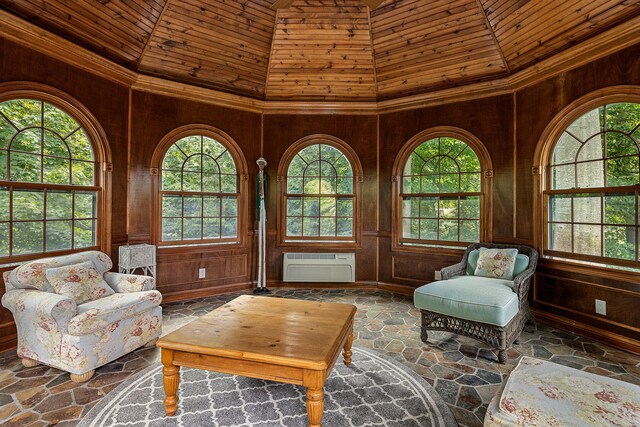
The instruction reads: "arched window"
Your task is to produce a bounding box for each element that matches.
[154,127,247,246]
[393,128,492,249]
[279,135,362,244]
[0,90,109,263]
[543,100,640,268]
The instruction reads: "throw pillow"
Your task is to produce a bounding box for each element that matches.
[45,260,114,305]
[474,248,519,280]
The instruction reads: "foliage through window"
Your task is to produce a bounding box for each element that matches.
[284,143,355,241]
[160,135,239,245]
[545,102,640,268]
[399,136,483,246]
[0,98,98,261]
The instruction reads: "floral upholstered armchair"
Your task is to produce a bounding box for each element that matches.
[1,251,162,382]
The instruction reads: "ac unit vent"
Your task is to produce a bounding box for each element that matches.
[283,253,355,282]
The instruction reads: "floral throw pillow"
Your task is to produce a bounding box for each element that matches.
[45,260,115,305]
[474,248,519,280]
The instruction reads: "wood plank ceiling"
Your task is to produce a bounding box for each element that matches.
[1,0,639,101]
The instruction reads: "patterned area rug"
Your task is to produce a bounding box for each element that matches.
[79,347,457,427]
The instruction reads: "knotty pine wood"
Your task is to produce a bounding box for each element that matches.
[481,0,640,71]
[266,0,376,101]
[0,0,167,66]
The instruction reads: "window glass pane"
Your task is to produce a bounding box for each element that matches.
[203,218,221,238]
[10,152,41,182]
[456,147,480,172]
[606,133,637,158]
[0,116,15,150]
[303,197,319,217]
[288,155,306,176]
[163,145,185,170]
[419,197,438,218]
[439,173,458,193]
[419,219,437,240]
[337,218,352,237]
[47,191,73,219]
[65,129,93,161]
[402,218,417,239]
[604,225,635,260]
[403,176,419,194]
[549,223,571,252]
[75,192,96,219]
[12,129,41,153]
[162,218,182,241]
[183,196,202,217]
[320,218,336,236]
[162,195,182,217]
[203,172,221,193]
[604,194,635,225]
[183,155,201,173]
[221,197,237,216]
[46,220,72,251]
[576,160,604,188]
[337,199,353,217]
[176,135,201,157]
[549,195,571,223]
[182,172,201,192]
[459,196,480,219]
[319,176,336,194]
[44,156,70,184]
[304,177,320,195]
[162,170,181,191]
[606,103,640,133]
[551,164,575,190]
[202,137,227,159]
[183,218,202,240]
[71,160,94,186]
[553,132,582,165]
[439,198,458,219]
[460,173,480,192]
[13,222,43,255]
[607,156,639,187]
[201,155,220,174]
[439,220,458,241]
[460,220,480,242]
[303,217,319,236]
[0,222,8,256]
[203,196,221,217]
[573,224,601,256]
[0,187,9,221]
[43,103,78,138]
[334,155,352,177]
[0,99,41,128]
[220,174,237,193]
[319,197,336,217]
[420,175,438,193]
[287,217,302,236]
[299,144,320,163]
[287,177,303,194]
[218,151,236,175]
[0,150,6,179]
[13,189,44,220]
[74,219,95,248]
[287,197,302,217]
[573,194,601,224]
[567,107,604,141]
[577,136,605,163]
[402,198,419,218]
[439,157,458,174]
[320,144,343,164]
[43,129,69,157]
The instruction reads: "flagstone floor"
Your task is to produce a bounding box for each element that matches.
[1,288,639,427]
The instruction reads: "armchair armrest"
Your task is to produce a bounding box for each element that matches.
[2,289,77,331]
[104,272,156,293]
[440,261,466,280]
[512,266,536,300]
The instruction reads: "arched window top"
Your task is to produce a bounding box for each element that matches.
[161,135,238,193]
[279,135,362,245]
[393,127,492,249]
[550,103,640,190]
[0,98,95,185]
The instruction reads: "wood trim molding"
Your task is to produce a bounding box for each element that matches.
[390,126,494,252]
[3,9,640,115]
[0,81,113,258]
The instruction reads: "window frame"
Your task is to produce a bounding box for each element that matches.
[0,82,111,265]
[534,86,640,271]
[150,125,248,249]
[392,127,493,253]
[277,134,363,248]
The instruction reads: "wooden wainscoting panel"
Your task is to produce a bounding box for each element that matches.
[391,252,461,285]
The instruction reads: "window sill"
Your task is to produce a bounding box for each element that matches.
[391,242,466,257]
[539,255,640,281]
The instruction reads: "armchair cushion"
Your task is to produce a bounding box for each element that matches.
[474,248,519,280]
[68,290,162,336]
[414,276,518,327]
[103,272,155,293]
[45,260,114,305]
[466,249,529,277]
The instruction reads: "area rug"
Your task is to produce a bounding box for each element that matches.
[79,346,457,427]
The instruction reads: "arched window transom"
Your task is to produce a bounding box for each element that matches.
[545,102,640,267]
[0,98,99,260]
[160,135,240,244]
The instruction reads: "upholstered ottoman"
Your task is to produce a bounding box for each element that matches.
[484,356,640,426]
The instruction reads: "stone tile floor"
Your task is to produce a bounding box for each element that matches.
[0,288,639,426]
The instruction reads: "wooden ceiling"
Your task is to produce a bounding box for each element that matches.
[1,0,639,101]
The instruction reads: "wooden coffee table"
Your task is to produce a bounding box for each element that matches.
[157,295,356,427]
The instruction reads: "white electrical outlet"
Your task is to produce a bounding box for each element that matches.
[198,268,206,279]
[434,270,442,281]
[595,299,606,316]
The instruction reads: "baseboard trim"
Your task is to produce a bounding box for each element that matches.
[531,308,640,355]
[160,282,253,303]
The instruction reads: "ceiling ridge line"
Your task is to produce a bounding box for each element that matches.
[263,7,281,100]
[366,4,380,99]
[134,0,173,71]
[473,0,511,75]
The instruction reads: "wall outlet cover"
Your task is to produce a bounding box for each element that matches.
[198,268,206,279]
[595,299,606,316]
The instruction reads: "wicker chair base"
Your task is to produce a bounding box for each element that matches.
[420,305,532,364]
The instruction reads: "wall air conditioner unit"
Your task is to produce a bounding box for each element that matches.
[283,253,355,283]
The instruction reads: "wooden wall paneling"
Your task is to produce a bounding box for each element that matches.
[0,0,168,66]
[138,0,276,98]
[266,0,376,101]
[371,0,507,99]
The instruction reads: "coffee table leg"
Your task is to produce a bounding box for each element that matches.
[162,349,180,416]
[306,387,324,427]
[343,328,353,365]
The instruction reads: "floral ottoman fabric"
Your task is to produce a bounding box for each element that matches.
[484,356,640,427]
